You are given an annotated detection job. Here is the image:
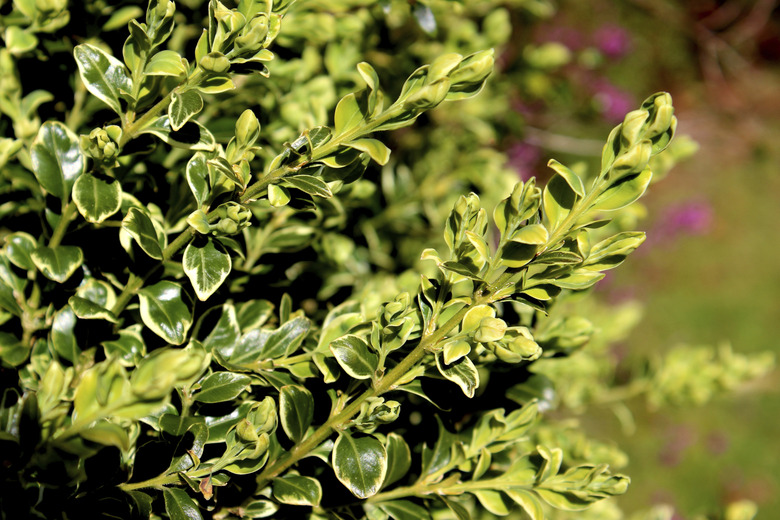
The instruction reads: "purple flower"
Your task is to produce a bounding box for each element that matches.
[665,202,713,235]
[594,25,633,59]
[506,141,541,181]
[592,80,635,123]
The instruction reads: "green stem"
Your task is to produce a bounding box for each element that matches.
[48,202,78,248]
[253,301,477,490]
[119,70,204,148]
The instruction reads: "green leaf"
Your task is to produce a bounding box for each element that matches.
[504,489,544,520]
[68,296,118,322]
[334,92,367,135]
[262,316,311,359]
[31,246,83,283]
[511,224,549,245]
[163,487,203,520]
[73,44,132,116]
[183,238,231,301]
[280,385,314,443]
[345,138,391,165]
[283,174,333,198]
[146,50,187,77]
[194,75,235,94]
[242,500,279,518]
[5,232,38,270]
[329,335,378,380]
[203,304,241,352]
[5,26,38,54]
[140,116,216,151]
[193,372,251,403]
[80,421,131,452]
[51,306,78,362]
[333,432,387,499]
[30,121,85,200]
[72,173,122,223]
[186,152,210,206]
[169,90,204,131]
[584,232,645,271]
[472,489,510,516]
[546,159,585,197]
[103,6,144,31]
[122,207,165,259]
[272,475,322,506]
[542,174,577,231]
[378,500,432,520]
[102,326,145,366]
[435,352,479,398]
[138,281,193,345]
[591,167,653,211]
[439,497,472,520]
[382,433,411,488]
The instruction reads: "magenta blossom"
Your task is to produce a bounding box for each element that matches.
[592,80,635,123]
[506,141,542,181]
[594,24,633,59]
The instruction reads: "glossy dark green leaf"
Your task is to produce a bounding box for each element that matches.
[203,304,241,352]
[30,121,85,199]
[435,352,479,398]
[0,279,22,317]
[193,372,251,403]
[439,497,472,520]
[102,325,145,366]
[272,475,322,506]
[333,432,387,499]
[73,173,122,223]
[140,116,216,151]
[51,306,78,362]
[186,152,210,206]
[279,385,314,443]
[183,238,231,301]
[283,174,333,198]
[261,316,311,359]
[127,490,154,518]
[169,90,204,131]
[382,433,411,488]
[31,246,83,283]
[74,44,132,116]
[243,500,279,518]
[163,487,203,520]
[4,232,37,270]
[122,207,165,259]
[378,500,431,520]
[68,295,118,322]
[329,335,378,380]
[138,281,192,345]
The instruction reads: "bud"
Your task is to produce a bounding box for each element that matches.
[235,109,260,148]
[403,78,451,110]
[475,317,507,343]
[609,140,651,179]
[199,51,231,74]
[154,0,174,19]
[448,49,494,88]
[619,109,649,149]
[426,53,462,84]
[236,418,259,442]
[645,104,674,139]
[234,15,270,55]
[35,0,67,16]
[215,219,239,235]
[247,396,277,434]
[82,125,123,167]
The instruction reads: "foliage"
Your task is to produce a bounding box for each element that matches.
[0,1,772,519]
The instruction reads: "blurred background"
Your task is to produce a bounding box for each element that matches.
[498,0,780,516]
